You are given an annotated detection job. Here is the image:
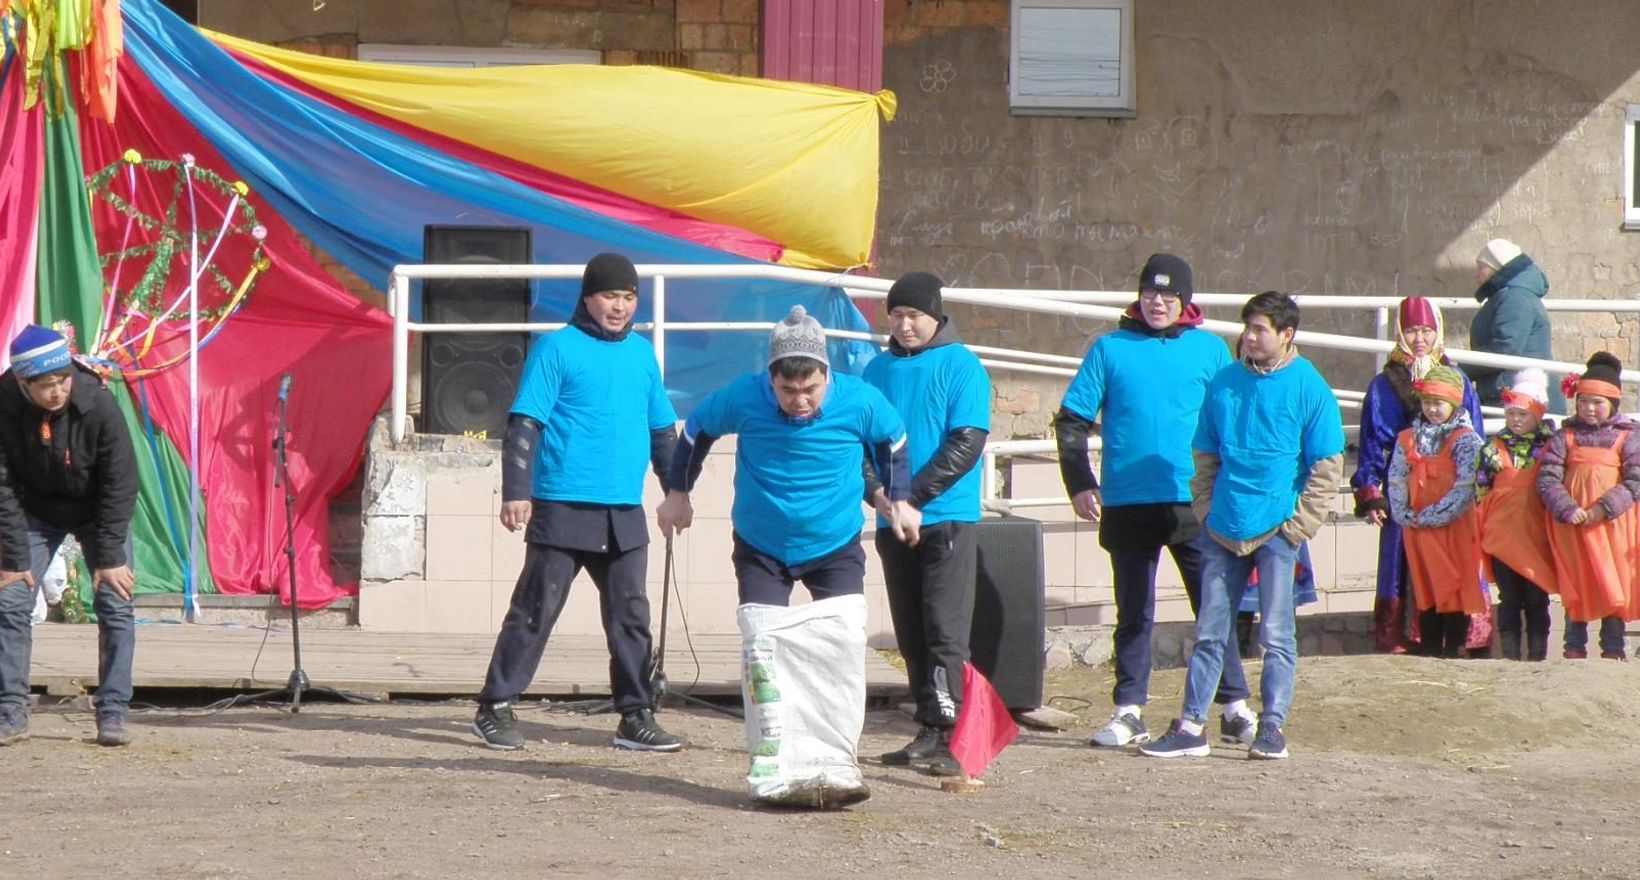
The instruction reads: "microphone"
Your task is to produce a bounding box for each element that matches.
[277,373,293,403]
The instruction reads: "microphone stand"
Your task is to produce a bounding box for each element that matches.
[572,536,740,719]
[223,376,372,711]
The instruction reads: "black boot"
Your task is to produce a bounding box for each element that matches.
[1498,630,1522,662]
[881,724,942,766]
[1526,630,1549,662]
[925,728,962,778]
[1440,613,1468,659]
[1418,610,1444,657]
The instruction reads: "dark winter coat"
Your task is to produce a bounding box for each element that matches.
[0,363,138,570]
[1469,254,1560,409]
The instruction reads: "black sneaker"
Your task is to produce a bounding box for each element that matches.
[1248,720,1289,760]
[472,702,525,751]
[880,724,943,766]
[614,709,684,752]
[924,729,963,777]
[1137,719,1210,758]
[1219,713,1257,746]
[96,712,134,747]
[0,705,29,746]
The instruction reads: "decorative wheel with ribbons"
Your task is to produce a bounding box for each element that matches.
[84,150,270,377]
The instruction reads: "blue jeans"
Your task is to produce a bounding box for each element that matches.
[1182,534,1300,727]
[1108,536,1249,708]
[1563,614,1625,655]
[0,518,135,715]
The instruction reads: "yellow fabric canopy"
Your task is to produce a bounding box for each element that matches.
[208,30,897,269]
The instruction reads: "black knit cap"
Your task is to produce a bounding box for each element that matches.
[581,252,640,298]
[1583,351,1624,397]
[1139,252,1193,306]
[886,271,944,319]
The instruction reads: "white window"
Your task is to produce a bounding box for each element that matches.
[1009,0,1135,117]
[356,45,601,68]
[1626,105,1640,228]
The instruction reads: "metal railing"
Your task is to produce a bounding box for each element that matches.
[386,263,1638,511]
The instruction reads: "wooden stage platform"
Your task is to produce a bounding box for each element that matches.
[26,622,905,701]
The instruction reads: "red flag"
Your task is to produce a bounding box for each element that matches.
[949,662,1019,780]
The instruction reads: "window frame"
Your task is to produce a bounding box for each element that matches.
[1625,104,1640,228]
[1008,0,1136,118]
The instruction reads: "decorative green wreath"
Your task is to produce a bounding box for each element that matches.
[84,150,271,374]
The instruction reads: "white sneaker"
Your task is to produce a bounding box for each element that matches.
[1089,711,1149,747]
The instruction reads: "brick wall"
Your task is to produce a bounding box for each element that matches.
[206,1,761,75]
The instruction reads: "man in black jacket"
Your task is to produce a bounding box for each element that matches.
[0,325,140,747]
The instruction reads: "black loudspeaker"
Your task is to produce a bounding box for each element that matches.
[969,516,1046,712]
[421,226,532,438]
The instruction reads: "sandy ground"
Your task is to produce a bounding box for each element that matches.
[4,654,1639,880]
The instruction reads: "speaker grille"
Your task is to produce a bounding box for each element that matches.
[421,226,532,438]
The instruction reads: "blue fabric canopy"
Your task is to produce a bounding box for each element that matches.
[121,0,877,413]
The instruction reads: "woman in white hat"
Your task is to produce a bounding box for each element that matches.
[1469,238,1561,412]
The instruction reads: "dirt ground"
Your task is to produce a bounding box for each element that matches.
[4,654,1639,880]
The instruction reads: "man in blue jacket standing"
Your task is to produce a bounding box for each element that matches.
[1141,291,1344,761]
[472,253,683,754]
[1056,253,1256,749]
[861,272,991,777]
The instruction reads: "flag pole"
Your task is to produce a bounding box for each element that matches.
[183,154,200,623]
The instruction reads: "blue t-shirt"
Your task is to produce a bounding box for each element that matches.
[687,371,906,565]
[510,326,676,505]
[1059,327,1230,506]
[862,341,991,526]
[1193,356,1345,541]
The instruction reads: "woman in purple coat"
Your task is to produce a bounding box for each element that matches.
[1351,297,1487,653]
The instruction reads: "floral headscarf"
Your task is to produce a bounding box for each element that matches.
[1388,296,1444,382]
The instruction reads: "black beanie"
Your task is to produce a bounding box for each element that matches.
[1582,351,1624,403]
[581,252,639,298]
[886,271,944,319]
[1138,253,1193,306]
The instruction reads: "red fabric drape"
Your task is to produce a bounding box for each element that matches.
[77,53,391,607]
[0,56,45,362]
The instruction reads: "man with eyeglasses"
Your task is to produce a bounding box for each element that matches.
[1055,253,1257,750]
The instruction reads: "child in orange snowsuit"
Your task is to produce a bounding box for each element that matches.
[1387,364,1487,658]
[1476,368,1557,661]
[1538,352,1640,660]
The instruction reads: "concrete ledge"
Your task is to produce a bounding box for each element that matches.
[125,593,355,630]
[1048,611,1381,673]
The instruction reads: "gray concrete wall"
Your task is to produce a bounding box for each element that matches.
[199,0,1640,439]
[879,0,1640,437]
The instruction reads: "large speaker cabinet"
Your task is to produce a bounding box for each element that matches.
[420,226,532,438]
[969,516,1046,712]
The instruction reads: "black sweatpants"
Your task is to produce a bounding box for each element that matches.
[1492,557,1550,640]
[876,520,977,727]
[478,542,654,715]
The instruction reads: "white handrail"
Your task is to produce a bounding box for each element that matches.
[964,289,1640,313]
[386,263,1637,443]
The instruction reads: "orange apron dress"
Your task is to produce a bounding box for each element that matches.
[1478,436,1559,595]
[1545,430,1638,623]
[1398,427,1486,615]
